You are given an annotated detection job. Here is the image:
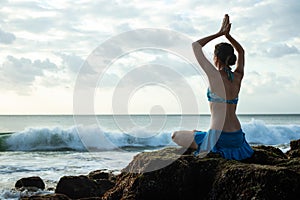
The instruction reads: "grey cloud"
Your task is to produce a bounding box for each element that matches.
[234,1,300,41]
[11,17,56,33]
[115,23,133,33]
[6,1,46,11]
[3,56,42,84]
[42,1,139,34]
[87,1,140,19]
[0,28,16,44]
[150,53,201,77]
[32,59,57,70]
[0,56,58,92]
[267,1,300,41]
[265,43,299,58]
[80,52,200,90]
[243,70,292,95]
[170,14,198,34]
[98,72,120,88]
[56,53,84,73]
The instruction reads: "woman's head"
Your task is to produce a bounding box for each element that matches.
[214,42,236,67]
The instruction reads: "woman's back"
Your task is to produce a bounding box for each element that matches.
[208,71,243,131]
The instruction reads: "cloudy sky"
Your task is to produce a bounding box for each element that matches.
[0,0,299,114]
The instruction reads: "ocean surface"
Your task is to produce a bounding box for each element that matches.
[1,114,300,199]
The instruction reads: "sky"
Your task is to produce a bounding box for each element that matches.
[0,0,300,114]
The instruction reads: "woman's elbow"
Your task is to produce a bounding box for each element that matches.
[192,42,203,52]
[192,42,197,49]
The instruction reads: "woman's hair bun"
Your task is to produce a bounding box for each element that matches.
[214,42,237,66]
[225,54,237,66]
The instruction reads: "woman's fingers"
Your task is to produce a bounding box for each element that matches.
[219,14,231,34]
[225,14,230,25]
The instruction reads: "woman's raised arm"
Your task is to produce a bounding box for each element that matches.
[192,33,221,75]
[225,32,245,76]
[192,14,231,75]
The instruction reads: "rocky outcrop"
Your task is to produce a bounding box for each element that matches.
[20,139,300,200]
[102,145,300,200]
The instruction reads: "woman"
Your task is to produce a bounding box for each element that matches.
[172,14,253,160]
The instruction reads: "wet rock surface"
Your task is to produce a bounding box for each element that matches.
[20,139,300,200]
[15,176,45,191]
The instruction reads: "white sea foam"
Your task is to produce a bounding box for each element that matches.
[2,119,300,152]
[243,118,300,145]
[3,125,175,151]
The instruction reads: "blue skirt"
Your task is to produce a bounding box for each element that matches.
[194,129,254,160]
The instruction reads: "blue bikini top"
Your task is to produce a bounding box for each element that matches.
[207,88,238,104]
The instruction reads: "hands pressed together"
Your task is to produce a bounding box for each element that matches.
[218,14,231,36]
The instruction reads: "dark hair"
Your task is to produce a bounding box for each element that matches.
[214,42,237,66]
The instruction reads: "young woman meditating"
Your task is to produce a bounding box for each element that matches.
[172,14,253,160]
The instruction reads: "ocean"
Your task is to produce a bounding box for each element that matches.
[1,114,300,199]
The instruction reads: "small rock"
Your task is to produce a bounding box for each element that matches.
[15,177,45,190]
[55,175,101,199]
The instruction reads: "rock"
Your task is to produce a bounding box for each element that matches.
[20,139,300,200]
[87,170,116,195]
[15,177,45,191]
[210,164,300,199]
[95,179,115,196]
[287,149,300,158]
[21,193,70,200]
[55,175,101,199]
[103,148,224,200]
[242,146,287,165]
[88,170,116,182]
[102,146,300,200]
[290,139,300,150]
[88,170,110,180]
[54,174,115,199]
[286,140,300,158]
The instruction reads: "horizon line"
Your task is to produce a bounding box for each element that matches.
[0,113,300,116]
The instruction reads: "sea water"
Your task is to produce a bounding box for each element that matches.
[1,114,300,199]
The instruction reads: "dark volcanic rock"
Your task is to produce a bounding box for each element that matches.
[88,170,110,180]
[287,149,300,158]
[95,179,115,196]
[210,164,300,199]
[287,139,300,158]
[15,176,45,190]
[88,170,116,196]
[21,193,70,200]
[54,174,115,199]
[55,175,101,199]
[88,170,116,182]
[102,148,224,200]
[102,145,300,200]
[290,139,300,150]
[242,145,287,165]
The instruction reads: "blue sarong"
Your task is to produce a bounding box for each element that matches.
[194,129,254,160]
